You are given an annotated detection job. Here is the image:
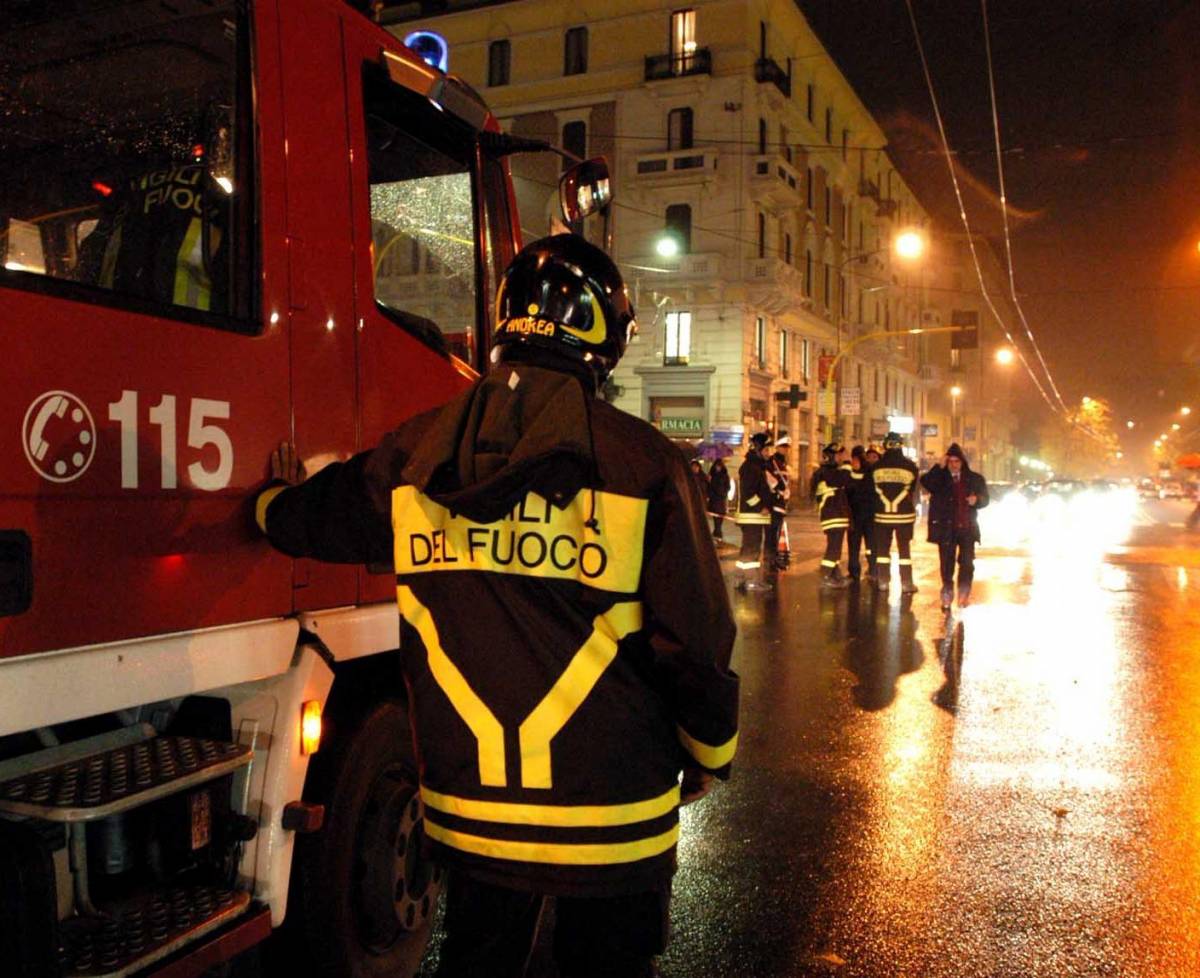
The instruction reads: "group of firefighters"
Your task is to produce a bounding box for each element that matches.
[710,428,988,611]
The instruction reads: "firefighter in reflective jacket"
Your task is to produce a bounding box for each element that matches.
[869,431,921,593]
[255,235,739,978]
[735,431,776,590]
[809,443,852,588]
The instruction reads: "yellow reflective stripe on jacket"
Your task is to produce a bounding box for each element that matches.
[173,217,211,310]
[255,485,287,533]
[519,602,643,789]
[425,819,680,865]
[677,725,738,769]
[876,513,916,523]
[392,486,647,594]
[420,783,680,827]
[397,585,507,787]
[735,513,771,525]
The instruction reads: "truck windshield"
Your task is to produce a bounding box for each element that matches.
[364,67,509,367]
[0,0,252,324]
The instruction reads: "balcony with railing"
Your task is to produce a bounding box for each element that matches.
[745,257,810,316]
[626,251,722,281]
[645,47,712,81]
[754,57,791,97]
[633,146,719,181]
[749,154,803,210]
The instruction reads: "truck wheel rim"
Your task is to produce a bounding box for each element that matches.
[355,765,443,953]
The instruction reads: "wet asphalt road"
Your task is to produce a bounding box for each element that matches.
[411,496,1200,977]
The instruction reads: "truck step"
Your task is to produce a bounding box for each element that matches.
[0,737,251,822]
[58,884,249,978]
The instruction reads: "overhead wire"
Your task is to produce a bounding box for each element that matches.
[902,0,1063,419]
[979,0,1068,414]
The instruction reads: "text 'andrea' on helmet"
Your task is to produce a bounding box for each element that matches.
[491,234,637,384]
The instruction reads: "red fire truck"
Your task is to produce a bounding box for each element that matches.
[0,2,608,975]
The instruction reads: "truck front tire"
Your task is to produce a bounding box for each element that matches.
[281,699,441,978]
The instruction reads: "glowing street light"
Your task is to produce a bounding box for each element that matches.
[894,229,926,261]
[1126,420,1135,429]
[950,385,963,398]
[1173,423,1181,431]
[654,234,680,259]
[1182,406,1192,416]
[994,347,1015,366]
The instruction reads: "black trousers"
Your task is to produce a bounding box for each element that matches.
[737,522,765,571]
[938,528,976,592]
[765,512,782,564]
[712,514,725,539]
[434,874,670,978]
[821,527,846,571]
[873,523,913,585]
[848,518,874,576]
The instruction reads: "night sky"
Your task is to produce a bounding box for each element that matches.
[802,0,1200,452]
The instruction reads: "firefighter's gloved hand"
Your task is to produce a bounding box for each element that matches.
[680,767,715,805]
[270,441,307,485]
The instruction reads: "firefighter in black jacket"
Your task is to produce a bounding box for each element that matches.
[255,235,739,978]
[765,431,792,570]
[920,442,989,611]
[869,431,921,593]
[736,432,775,590]
[846,444,877,582]
[810,443,852,587]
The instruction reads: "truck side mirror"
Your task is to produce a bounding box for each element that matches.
[559,157,611,226]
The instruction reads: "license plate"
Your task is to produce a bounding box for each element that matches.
[189,790,212,850]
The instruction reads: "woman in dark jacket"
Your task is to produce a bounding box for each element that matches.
[707,457,731,543]
[920,443,989,611]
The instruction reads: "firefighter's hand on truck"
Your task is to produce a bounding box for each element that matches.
[270,441,307,485]
[680,767,716,805]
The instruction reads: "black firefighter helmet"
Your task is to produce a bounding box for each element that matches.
[492,234,637,386]
[883,431,905,450]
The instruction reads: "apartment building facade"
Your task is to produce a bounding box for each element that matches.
[386,0,937,477]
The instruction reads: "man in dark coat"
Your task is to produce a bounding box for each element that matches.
[920,442,989,612]
[707,457,731,544]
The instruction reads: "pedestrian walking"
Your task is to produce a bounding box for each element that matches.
[690,457,709,504]
[707,456,731,544]
[736,431,776,591]
[255,234,740,978]
[847,444,877,583]
[869,431,921,594]
[810,443,852,588]
[766,431,792,570]
[921,442,989,612]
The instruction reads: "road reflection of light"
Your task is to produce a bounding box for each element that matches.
[955,549,1126,801]
[862,606,950,910]
[1178,566,1189,590]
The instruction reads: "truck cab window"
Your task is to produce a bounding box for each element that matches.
[365,69,485,366]
[0,1,254,327]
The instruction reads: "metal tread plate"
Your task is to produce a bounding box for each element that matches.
[59,885,250,978]
[0,736,251,822]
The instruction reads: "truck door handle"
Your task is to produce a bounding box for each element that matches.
[0,531,32,617]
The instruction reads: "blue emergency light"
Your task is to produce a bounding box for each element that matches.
[404,31,449,72]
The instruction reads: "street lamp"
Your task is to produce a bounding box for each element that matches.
[1126,420,1135,429]
[1182,406,1192,416]
[654,233,680,259]
[994,347,1014,366]
[894,229,925,261]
